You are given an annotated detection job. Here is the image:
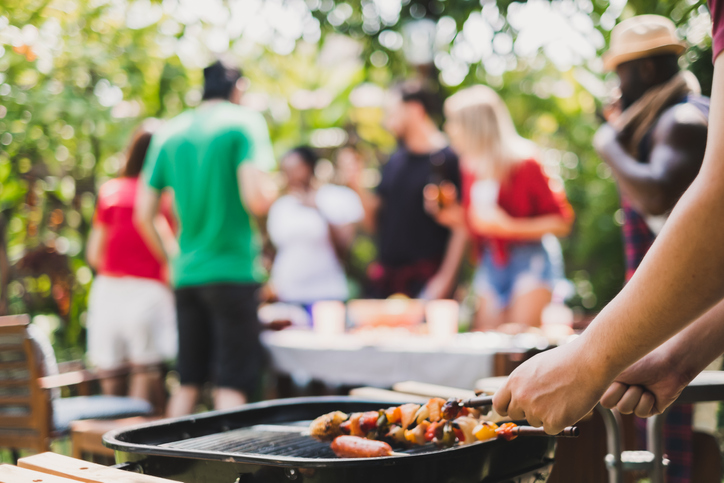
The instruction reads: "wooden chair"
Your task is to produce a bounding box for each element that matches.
[0,315,154,460]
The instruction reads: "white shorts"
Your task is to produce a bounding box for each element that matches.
[87,275,177,370]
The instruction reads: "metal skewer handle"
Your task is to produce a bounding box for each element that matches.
[511,426,580,438]
[461,395,494,408]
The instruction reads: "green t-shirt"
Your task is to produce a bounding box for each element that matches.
[142,102,275,288]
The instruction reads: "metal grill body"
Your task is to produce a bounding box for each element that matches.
[105,397,556,483]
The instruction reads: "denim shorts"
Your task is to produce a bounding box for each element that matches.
[473,242,556,309]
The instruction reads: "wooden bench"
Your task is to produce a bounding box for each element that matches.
[0,452,176,483]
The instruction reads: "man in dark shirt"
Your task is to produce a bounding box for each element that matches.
[345,83,467,299]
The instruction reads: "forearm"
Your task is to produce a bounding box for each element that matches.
[85,226,106,270]
[598,140,671,215]
[137,217,168,264]
[437,227,468,280]
[328,223,356,260]
[478,214,570,240]
[659,298,724,383]
[239,164,279,217]
[579,57,724,382]
[348,183,379,233]
[134,184,168,264]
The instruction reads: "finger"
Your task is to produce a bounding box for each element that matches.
[601,382,629,409]
[633,391,656,419]
[492,386,512,417]
[543,420,565,435]
[616,386,644,414]
[506,399,526,421]
[526,414,543,428]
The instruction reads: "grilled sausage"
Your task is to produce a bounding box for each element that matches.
[330,435,394,458]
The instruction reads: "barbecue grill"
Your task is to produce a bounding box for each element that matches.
[104,397,556,483]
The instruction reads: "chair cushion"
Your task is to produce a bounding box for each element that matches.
[52,396,153,434]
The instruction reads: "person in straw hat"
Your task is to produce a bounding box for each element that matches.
[493,1,724,457]
[597,15,710,481]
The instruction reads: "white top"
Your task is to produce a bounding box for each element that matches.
[267,184,363,304]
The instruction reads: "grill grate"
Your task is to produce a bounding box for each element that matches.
[160,422,444,459]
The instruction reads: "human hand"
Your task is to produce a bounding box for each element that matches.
[469,205,513,236]
[493,339,610,434]
[602,97,623,124]
[600,346,690,418]
[420,271,453,300]
[593,123,619,155]
[424,195,466,229]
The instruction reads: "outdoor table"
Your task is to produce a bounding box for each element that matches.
[261,329,552,389]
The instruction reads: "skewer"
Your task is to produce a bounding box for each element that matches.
[510,426,579,438]
[460,394,494,408]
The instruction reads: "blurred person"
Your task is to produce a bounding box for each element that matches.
[591,16,709,482]
[343,83,467,299]
[439,85,573,332]
[86,119,176,407]
[266,146,363,309]
[135,59,278,417]
[491,5,724,449]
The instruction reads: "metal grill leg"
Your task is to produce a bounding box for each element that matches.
[598,405,624,483]
[647,411,668,483]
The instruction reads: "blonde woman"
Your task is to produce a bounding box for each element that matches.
[441,85,574,331]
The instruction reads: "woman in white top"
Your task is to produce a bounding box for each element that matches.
[266,146,363,307]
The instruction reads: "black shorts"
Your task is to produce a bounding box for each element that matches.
[175,283,264,394]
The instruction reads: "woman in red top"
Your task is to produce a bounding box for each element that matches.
[442,85,573,331]
[86,119,177,404]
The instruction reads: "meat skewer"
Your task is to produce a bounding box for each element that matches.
[309,398,579,458]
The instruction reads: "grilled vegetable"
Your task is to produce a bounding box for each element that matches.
[426,398,446,423]
[309,411,348,441]
[496,422,518,441]
[441,397,462,420]
[404,420,430,446]
[385,406,401,424]
[359,411,381,433]
[349,413,364,437]
[331,435,395,458]
[473,422,498,442]
[436,422,457,448]
[386,425,406,444]
[452,417,478,446]
[399,404,421,430]
[414,405,430,425]
[424,421,444,442]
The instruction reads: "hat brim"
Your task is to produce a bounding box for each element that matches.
[603,43,687,71]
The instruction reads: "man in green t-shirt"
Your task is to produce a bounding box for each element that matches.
[135,60,277,417]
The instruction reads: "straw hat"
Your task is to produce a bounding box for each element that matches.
[603,15,686,71]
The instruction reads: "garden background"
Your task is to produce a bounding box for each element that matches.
[0,0,715,360]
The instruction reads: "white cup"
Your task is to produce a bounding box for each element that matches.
[312,301,346,335]
[425,300,459,339]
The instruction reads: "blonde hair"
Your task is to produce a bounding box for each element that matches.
[444,85,536,179]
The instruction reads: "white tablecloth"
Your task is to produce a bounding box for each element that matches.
[261,330,550,390]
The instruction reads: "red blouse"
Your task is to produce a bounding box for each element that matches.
[94,177,174,282]
[711,0,724,61]
[461,159,574,266]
